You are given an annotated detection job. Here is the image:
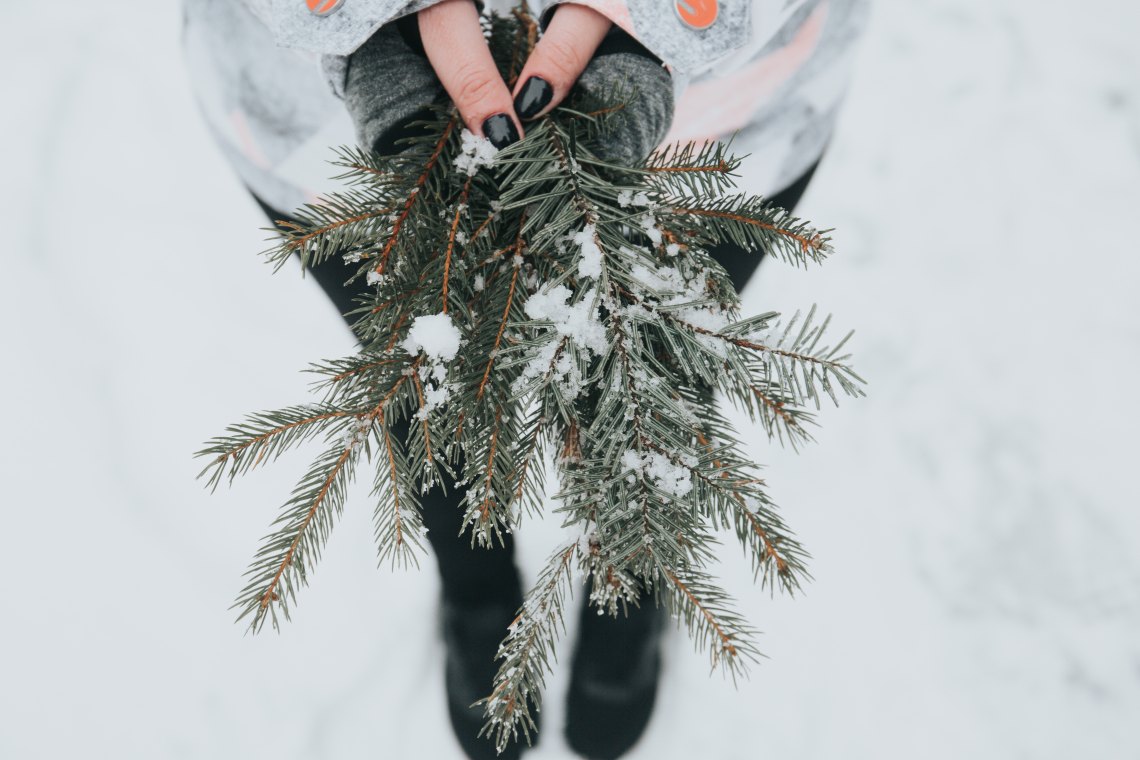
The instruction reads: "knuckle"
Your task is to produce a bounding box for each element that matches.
[538,37,586,86]
[452,63,500,111]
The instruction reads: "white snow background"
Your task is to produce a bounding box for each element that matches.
[2,1,1139,758]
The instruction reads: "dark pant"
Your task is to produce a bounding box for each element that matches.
[251,159,819,605]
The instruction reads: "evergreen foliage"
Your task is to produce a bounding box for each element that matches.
[197,10,864,753]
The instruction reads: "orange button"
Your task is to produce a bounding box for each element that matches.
[307,0,344,16]
[674,0,718,30]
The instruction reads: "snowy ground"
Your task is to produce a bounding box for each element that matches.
[3,1,1139,758]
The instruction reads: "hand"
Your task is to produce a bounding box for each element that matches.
[510,5,674,166]
[346,0,531,153]
[420,1,676,160]
[508,4,613,121]
[345,1,672,164]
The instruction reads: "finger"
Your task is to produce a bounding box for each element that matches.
[418,0,522,148]
[511,5,612,121]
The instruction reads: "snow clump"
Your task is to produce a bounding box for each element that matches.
[513,285,608,398]
[629,262,733,356]
[621,448,694,498]
[522,285,607,355]
[572,224,603,280]
[454,129,499,176]
[639,214,662,245]
[340,417,373,451]
[401,312,464,418]
[617,189,652,208]
[401,312,463,362]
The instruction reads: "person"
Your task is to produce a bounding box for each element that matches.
[182,1,868,758]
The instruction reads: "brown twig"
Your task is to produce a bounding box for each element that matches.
[442,180,472,314]
[662,569,739,659]
[671,207,823,255]
[372,117,458,276]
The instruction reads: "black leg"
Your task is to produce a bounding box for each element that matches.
[251,193,523,608]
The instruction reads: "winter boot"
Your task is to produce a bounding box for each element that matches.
[440,587,538,760]
[564,591,665,759]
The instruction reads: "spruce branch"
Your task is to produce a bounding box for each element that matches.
[196,404,354,492]
[479,540,578,753]
[372,412,426,569]
[233,436,362,632]
[640,140,742,197]
[661,566,761,679]
[668,195,836,268]
[197,9,866,751]
[505,404,550,525]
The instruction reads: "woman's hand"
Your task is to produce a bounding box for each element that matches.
[418,0,612,146]
[509,4,613,120]
[345,0,672,163]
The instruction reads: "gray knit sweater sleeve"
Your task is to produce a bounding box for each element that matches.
[572,28,674,166]
[575,53,673,166]
[342,22,446,155]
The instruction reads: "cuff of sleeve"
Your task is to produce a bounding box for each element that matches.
[321,54,351,99]
[593,24,662,64]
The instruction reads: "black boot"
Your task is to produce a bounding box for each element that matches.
[440,587,538,760]
[413,430,534,759]
[564,590,665,759]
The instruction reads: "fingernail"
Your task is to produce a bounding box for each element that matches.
[514,76,553,120]
[482,113,520,150]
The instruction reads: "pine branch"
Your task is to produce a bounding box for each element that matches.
[729,305,867,408]
[201,11,865,753]
[668,195,835,268]
[506,403,552,524]
[232,436,362,632]
[371,116,459,278]
[441,180,473,314]
[640,140,742,197]
[480,540,578,753]
[476,258,521,401]
[195,404,354,491]
[372,413,426,569]
[661,566,761,679]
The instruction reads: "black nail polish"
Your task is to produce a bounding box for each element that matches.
[514,76,553,120]
[482,113,520,150]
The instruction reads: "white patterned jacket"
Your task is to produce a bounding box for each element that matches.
[183,0,870,214]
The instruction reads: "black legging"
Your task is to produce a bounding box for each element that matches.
[252,159,819,606]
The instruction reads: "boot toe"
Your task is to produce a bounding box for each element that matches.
[440,595,538,760]
[564,598,665,759]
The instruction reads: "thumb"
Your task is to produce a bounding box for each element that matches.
[510,4,612,121]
